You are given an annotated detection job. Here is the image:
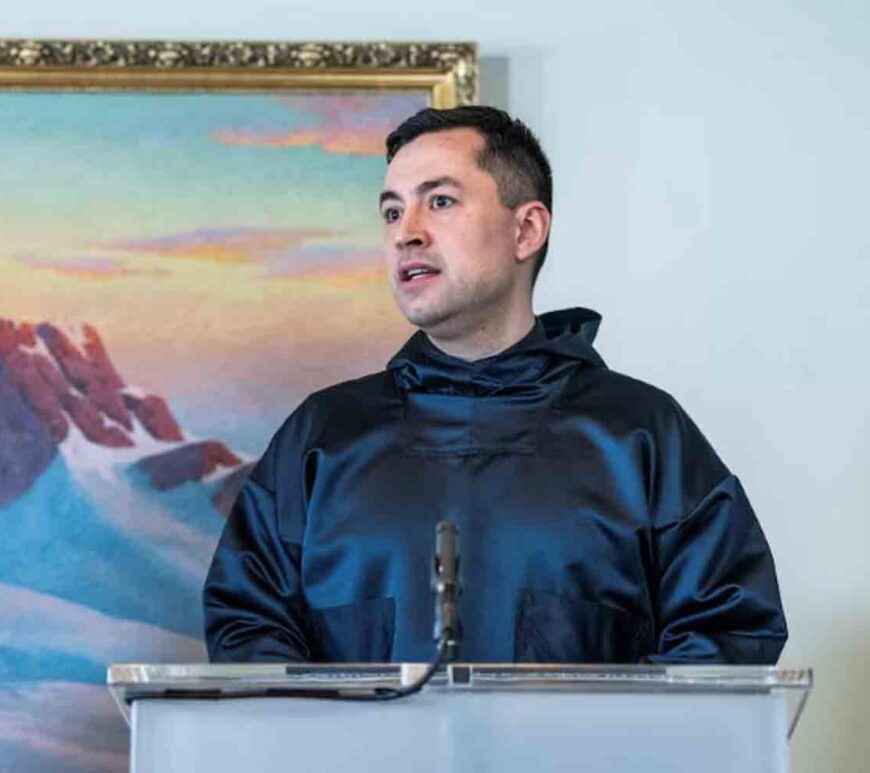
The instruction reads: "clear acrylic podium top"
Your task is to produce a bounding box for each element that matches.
[108,662,812,739]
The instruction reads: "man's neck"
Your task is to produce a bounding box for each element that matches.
[425,309,537,362]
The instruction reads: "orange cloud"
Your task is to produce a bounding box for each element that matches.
[15,255,168,281]
[108,227,340,265]
[208,93,427,157]
[212,127,387,156]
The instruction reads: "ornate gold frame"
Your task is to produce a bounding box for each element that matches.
[0,40,478,106]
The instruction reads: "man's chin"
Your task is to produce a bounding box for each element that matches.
[396,300,453,332]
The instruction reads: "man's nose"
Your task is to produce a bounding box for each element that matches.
[395,206,431,250]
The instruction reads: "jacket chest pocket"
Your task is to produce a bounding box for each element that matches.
[514,589,653,664]
[308,597,396,662]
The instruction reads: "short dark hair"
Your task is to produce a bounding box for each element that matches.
[385,106,553,285]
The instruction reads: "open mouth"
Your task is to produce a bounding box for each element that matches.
[400,264,441,284]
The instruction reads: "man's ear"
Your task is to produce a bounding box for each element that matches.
[514,201,551,264]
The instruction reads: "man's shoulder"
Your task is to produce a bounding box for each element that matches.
[306,368,396,411]
[559,364,704,441]
[272,368,396,444]
[568,365,681,413]
[558,364,732,501]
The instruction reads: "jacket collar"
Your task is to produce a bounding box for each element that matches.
[387,307,606,396]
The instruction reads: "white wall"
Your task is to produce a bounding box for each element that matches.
[7,1,868,770]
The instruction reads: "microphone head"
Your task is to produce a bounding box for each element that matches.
[435,521,459,575]
[435,520,457,538]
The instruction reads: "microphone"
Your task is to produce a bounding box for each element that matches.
[432,520,461,662]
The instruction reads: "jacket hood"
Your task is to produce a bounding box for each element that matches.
[387,307,606,396]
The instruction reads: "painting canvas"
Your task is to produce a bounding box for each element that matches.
[0,40,476,772]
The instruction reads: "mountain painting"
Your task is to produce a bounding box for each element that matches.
[0,89,423,771]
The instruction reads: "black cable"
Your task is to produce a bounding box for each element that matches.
[363,634,450,701]
[276,634,451,703]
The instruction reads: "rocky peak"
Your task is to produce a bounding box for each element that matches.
[0,317,185,449]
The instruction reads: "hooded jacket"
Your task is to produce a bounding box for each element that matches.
[203,307,787,664]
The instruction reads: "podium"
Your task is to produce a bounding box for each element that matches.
[108,663,812,772]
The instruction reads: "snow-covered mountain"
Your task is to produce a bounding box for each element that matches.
[0,317,256,773]
[0,317,253,511]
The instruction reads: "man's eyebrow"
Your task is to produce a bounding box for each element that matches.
[416,176,463,195]
[378,176,464,209]
[379,189,401,208]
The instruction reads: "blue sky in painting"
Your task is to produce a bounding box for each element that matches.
[0,92,413,247]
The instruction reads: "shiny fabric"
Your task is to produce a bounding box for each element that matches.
[203,308,787,664]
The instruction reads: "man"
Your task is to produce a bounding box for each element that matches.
[203,107,787,664]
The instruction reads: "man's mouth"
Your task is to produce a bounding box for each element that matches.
[399,263,441,284]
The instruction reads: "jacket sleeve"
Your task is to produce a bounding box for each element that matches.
[202,408,313,663]
[643,398,788,664]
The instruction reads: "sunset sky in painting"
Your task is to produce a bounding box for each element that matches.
[0,91,426,453]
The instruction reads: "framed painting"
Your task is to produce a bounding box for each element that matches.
[0,39,477,772]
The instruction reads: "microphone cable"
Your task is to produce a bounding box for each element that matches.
[362,633,451,701]
[279,633,451,702]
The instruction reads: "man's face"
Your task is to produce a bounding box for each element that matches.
[380,128,522,338]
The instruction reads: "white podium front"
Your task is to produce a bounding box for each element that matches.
[108,663,812,773]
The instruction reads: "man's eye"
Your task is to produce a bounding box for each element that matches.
[382,207,401,223]
[430,194,455,210]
